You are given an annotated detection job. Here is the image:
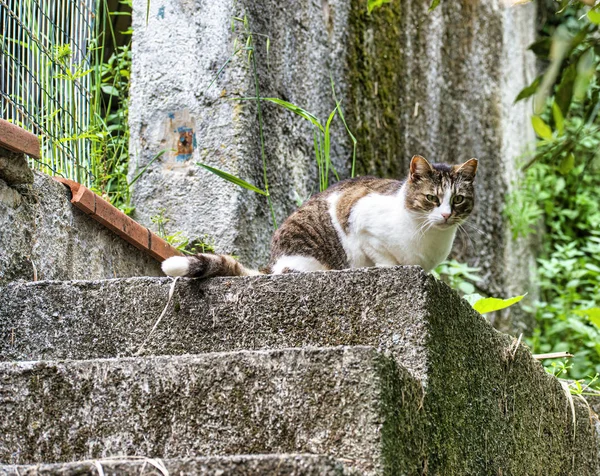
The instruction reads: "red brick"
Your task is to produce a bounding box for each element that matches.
[54,178,95,215]
[94,197,149,251]
[149,233,183,261]
[0,119,40,159]
[53,177,182,262]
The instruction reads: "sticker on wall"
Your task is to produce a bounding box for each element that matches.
[160,109,197,170]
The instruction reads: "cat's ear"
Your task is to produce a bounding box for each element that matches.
[455,158,478,180]
[410,155,433,181]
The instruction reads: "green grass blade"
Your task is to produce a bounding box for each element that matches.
[324,106,338,189]
[129,149,171,186]
[204,48,245,95]
[197,162,269,196]
[234,97,324,132]
[313,128,324,191]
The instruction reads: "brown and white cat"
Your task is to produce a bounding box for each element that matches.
[161,155,478,278]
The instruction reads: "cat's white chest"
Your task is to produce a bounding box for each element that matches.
[332,189,457,272]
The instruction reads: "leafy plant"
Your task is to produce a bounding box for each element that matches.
[433,259,482,295]
[508,1,600,379]
[151,209,215,255]
[433,260,527,316]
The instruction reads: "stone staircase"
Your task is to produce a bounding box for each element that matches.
[1,267,599,475]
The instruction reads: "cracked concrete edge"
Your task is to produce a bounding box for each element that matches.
[0,454,359,476]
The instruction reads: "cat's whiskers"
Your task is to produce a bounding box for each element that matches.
[462,220,485,236]
[418,218,438,240]
[457,223,476,251]
[412,217,434,240]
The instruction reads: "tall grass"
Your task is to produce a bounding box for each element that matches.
[89,0,135,212]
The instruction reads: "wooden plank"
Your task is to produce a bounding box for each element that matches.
[54,177,182,263]
[0,119,41,159]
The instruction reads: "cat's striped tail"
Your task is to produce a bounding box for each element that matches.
[161,254,263,278]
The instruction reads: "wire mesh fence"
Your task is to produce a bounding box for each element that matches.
[1,0,96,185]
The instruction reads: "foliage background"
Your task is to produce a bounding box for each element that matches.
[509,0,600,379]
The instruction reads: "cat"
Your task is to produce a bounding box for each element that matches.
[161,155,478,278]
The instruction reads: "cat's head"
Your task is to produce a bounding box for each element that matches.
[404,155,478,229]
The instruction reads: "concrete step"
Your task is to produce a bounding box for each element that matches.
[0,267,431,369]
[0,346,423,474]
[0,454,356,476]
[1,267,599,474]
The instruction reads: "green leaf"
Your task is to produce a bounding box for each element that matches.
[574,308,600,328]
[197,162,268,196]
[323,106,338,190]
[559,153,575,175]
[574,48,596,102]
[552,101,564,136]
[463,293,485,307]
[458,281,475,295]
[428,0,441,13]
[101,84,119,96]
[367,0,391,13]
[588,8,600,25]
[472,294,527,314]
[533,25,572,114]
[556,64,577,116]
[514,76,541,103]
[129,149,171,186]
[532,116,553,140]
[236,97,324,132]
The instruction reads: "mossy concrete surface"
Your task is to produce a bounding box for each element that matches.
[0,454,357,476]
[0,168,161,284]
[0,267,430,378]
[0,347,425,475]
[1,267,598,474]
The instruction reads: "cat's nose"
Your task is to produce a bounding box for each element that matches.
[441,213,451,221]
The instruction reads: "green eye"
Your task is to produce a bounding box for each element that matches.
[426,194,438,203]
[453,195,465,204]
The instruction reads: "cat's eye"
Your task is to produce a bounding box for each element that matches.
[426,194,438,204]
[453,195,465,204]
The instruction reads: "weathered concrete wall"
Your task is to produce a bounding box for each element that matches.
[129,1,536,327]
[1,267,598,474]
[0,154,161,283]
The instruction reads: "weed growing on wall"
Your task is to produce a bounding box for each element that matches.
[151,209,216,255]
